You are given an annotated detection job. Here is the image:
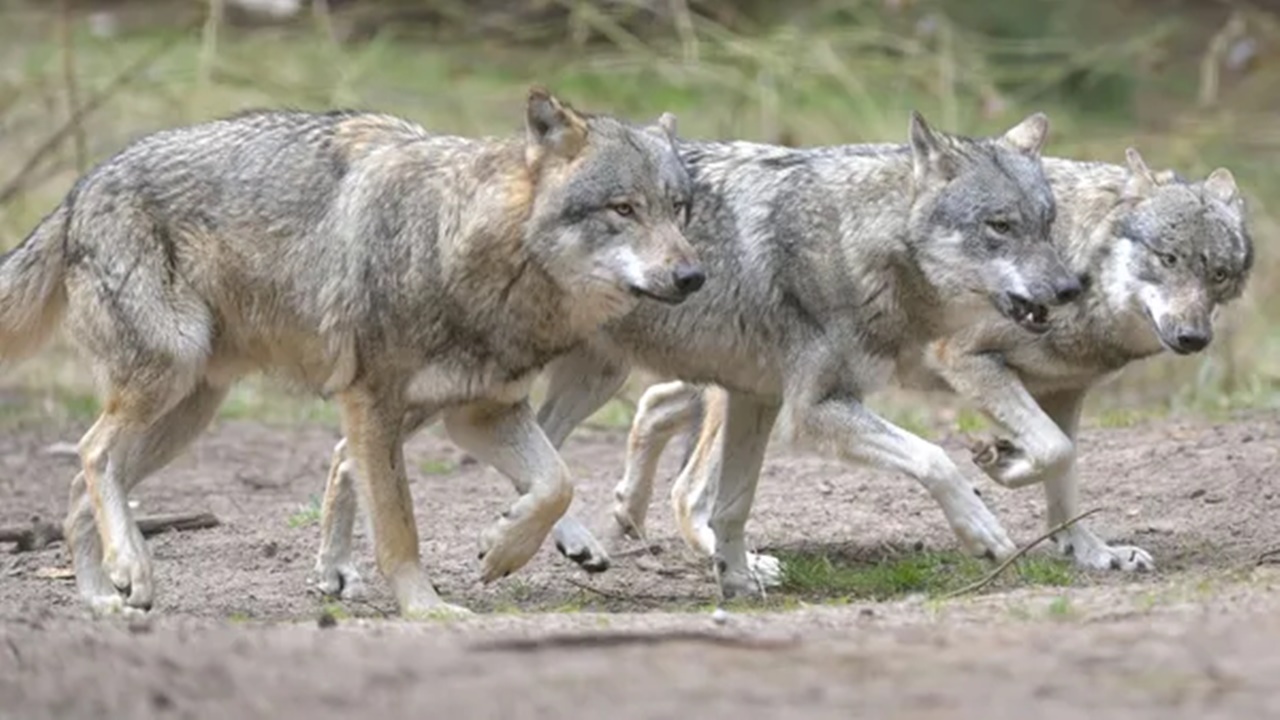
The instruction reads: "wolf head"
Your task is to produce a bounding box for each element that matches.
[520,88,701,315]
[906,112,1080,333]
[1099,149,1251,356]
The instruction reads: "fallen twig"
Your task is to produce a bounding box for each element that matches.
[565,577,629,601]
[471,630,799,653]
[0,512,220,552]
[941,507,1105,600]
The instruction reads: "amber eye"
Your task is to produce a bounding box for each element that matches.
[986,219,1013,235]
[611,203,635,218]
[1213,268,1229,283]
[1159,252,1177,268]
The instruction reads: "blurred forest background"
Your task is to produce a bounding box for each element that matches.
[0,0,1277,434]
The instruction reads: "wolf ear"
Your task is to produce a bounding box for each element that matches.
[1204,168,1241,208]
[1123,147,1159,198]
[644,111,679,143]
[1001,112,1050,156]
[526,87,588,161]
[909,111,957,183]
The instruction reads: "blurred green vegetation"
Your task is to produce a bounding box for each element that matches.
[1,0,1278,429]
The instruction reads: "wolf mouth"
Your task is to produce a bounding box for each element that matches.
[1006,295,1051,334]
[630,285,689,306]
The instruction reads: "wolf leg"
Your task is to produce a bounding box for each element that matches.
[926,341,1074,489]
[339,389,468,619]
[446,400,574,584]
[609,380,702,543]
[538,346,630,573]
[314,406,437,600]
[798,395,1018,561]
[70,379,225,614]
[704,391,780,600]
[1036,390,1155,572]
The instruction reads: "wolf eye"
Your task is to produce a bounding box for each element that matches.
[986,219,1013,235]
[1159,252,1178,268]
[1212,268,1229,283]
[610,202,636,218]
[672,200,688,216]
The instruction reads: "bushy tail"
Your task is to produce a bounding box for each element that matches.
[0,204,69,362]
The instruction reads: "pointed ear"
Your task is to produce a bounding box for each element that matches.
[909,110,956,183]
[525,87,588,162]
[1204,167,1240,207]
[644,111,679,143]
[1001,112,1050,156]
[1123,147,1159,198]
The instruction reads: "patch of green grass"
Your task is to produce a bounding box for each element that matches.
[319,602,351,621]
[226,610,253,623]
[776,548,1080,601]
[1046,595,1076,619]
[418,458,456,475]
[287,494,322,529]
[954,408,991,435]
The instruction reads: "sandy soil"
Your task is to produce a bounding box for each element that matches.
[2,404,1279,719]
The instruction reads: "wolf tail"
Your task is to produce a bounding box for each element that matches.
[0,203,69,362]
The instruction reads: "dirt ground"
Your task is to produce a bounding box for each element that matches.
[2,401,1280,719]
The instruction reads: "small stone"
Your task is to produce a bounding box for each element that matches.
[711,607,729,625]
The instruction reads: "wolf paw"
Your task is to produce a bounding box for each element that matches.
[971,438,1037,488]
[552,516,611,574]
[946,492,1018,561]
[104,549,154,611]
[313,560,366,600]
[1055,527,1154,572]
[749,552,784,588]
[478,495,564,583]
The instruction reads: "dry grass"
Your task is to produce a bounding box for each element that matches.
[0,1,1277,429]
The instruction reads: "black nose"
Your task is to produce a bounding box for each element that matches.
[1054,275,1083,304]
[1174,330,1210,354]
[673,264,706,295]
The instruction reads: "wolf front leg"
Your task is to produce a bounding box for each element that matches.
[704,391,780,600]
[338,389,469,619]
[1036,390,1154,572]
[927,340,1074,488]
[537,346,631,572]
[798,395,1018,561]
[445,399,575,583]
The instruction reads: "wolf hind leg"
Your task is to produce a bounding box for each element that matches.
[69,375,226,614]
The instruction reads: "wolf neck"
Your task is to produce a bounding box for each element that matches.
[448,143,588,366]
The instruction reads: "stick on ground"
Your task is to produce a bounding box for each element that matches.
[0,512,220,552]
[942,507,1104,600]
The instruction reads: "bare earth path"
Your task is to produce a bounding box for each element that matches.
[2,404,1279,719]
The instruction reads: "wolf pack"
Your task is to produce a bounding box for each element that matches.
[0,85,1252,618]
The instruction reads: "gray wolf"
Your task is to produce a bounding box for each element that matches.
[317,110,1082,601]
[609,148,1251,586]
[0,88,700,617]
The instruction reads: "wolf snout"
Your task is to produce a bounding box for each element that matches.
[1053,275,1083,304]
[672,263,707,296]
[1170,328,1211,355]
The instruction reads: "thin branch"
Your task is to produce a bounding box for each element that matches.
[57,0,86,173]
[565,577,630,601]
[1,512,220,552]
[942,507,1105,600]
[0,17,201,206]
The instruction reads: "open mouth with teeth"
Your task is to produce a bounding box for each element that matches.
[629,285,688,306]
[1005,294,1051,333]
